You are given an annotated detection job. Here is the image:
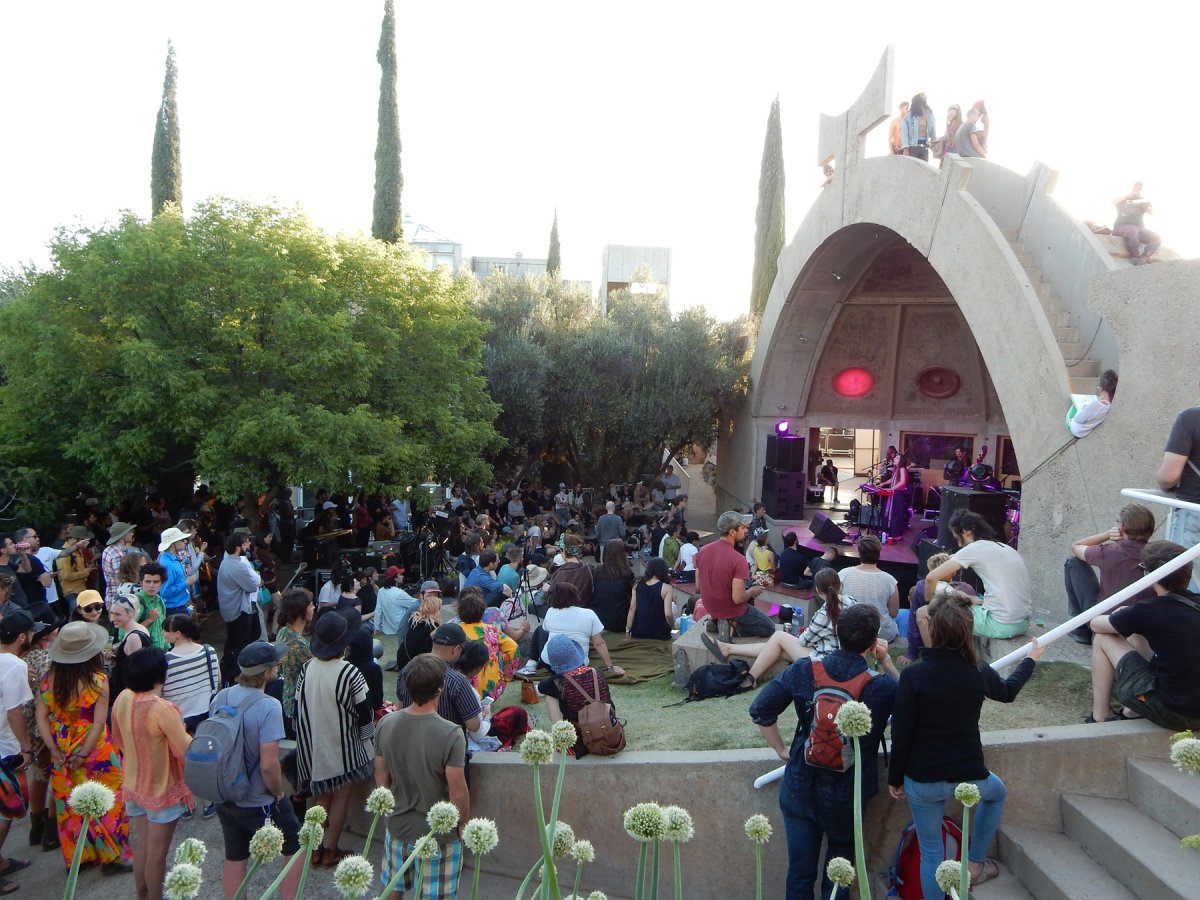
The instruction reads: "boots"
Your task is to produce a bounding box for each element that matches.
[41,813,60,851]
[28,810,43,846]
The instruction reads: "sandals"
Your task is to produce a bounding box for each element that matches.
[0,859,29,877]
[0,877,15,895]
[970,857,999,886]
[700,632,728,663]
[1084,713,1119,723]
[318,846,352,869]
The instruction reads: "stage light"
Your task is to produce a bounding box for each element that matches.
[775,419,790,435]
[833,367,874,399]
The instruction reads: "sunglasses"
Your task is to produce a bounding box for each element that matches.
[78,603,105,613]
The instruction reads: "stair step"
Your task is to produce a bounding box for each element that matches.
[1013,251,1032,267]
[1057,341,1089,359]
[1033,281,1058,303]
[1068,359,1100,378]
[1071,375,1100,393]
[1063,793,1200,899]
[1128,757,1200,840]
[1053,325,1081,342]
[1001,228,1020,241]
[1000,825,1137,900]
[1044,310,1073,328]
[973,862,1037,899]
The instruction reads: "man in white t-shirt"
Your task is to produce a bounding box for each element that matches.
[554,484,571,529]
[677,532,700,584]
[838,536,900,641]
[0,609,36,886]
[925,510,1032,639]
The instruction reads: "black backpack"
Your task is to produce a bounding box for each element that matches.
[670,658,753,704]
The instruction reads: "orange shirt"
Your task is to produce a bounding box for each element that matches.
[111,691,193,809]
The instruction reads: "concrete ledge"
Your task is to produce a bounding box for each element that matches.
[670,619,790,687]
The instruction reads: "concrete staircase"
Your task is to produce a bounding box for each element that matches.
[1001,228,1102,394]
[998,757,1200,898]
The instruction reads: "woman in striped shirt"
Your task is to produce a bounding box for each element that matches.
[161,615,219,734]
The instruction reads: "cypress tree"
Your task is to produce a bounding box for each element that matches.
[150,41,182,216]
[547,211,561,277]
[372,0,403,242]
[749,96,785,319]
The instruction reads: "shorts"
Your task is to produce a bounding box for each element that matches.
[971,606,1029,640]
[380,829,463,898]
[215,799,302,861]
[126,799,188,824]
[0,755,28,821]
[1113,652,1200,731]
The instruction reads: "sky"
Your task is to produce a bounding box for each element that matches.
[1,1,1196,322]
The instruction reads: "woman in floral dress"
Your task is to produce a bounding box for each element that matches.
[35,622,133,873]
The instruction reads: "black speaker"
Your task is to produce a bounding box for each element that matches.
[916,537,946,574]
[766,435,806,472]
[938,487,1009,550]
[762,468,806,519]
[810,511,848,544]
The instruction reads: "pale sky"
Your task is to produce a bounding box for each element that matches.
[2,1,1195,321]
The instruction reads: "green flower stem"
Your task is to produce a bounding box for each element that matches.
[256,847,306,899]
[852,735,871,900]
[572,860,584,899]
[62,812,92,900]
[650,840,661,900]
[513,857,543,900]
[294,847,315,900]
[231,860,261,900]
[830,889,841,900]
[673,840,683,900]
[959,804,972,900]
[755,843,763,900]
[375,831,428,899]
[363,811,383,855]
[633,842,648,900]
[470,851,484,900]
[530,765,561,899]
[413,861,425,900]
[549,747,568,838]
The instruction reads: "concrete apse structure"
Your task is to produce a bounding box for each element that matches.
[717,47,1200,615]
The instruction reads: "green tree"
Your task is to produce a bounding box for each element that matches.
[749,96,784,319]
[150,40,182,216]
[546,211,561,277]
[0,200,500,508]
[372,0,403,242]
[473,274,747,485]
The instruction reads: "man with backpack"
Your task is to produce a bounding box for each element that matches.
[748,605,898,900]
[195,641,303,899]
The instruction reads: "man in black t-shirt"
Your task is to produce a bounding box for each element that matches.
[1157,393,1200,588]
[1089,541,1200,729]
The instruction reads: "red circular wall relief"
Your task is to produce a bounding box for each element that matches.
[833,367,875,398]
[915,367,961,399]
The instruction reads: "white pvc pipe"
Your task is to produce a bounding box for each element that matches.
[755,488,1200,788]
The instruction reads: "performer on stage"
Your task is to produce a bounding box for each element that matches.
[943,447,969,486]
[884,452,912,537]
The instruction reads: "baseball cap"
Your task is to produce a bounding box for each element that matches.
[431,623,466,646]
[0,609,37,643]
[420,580,442,594]
[321,501,337,510]
[384,565,405,580]
[238,641,284,675]
[717,510,753,534]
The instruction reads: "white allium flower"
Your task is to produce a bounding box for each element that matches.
[935,859,962,895]
[304,804,328,826]
[520,729,556,766]
[248,823,285,864]
[570,839,596,863]
[414,835,439,859]
[162,862,203,900]
[173,837,207,867]
[662,806,694,843]
[623,803,666,842]
[835,700,872,739]
[587,892,608,900]
[462,818,499,856]
[426,800,460,835]
[744,814,772,844]
[1171,738,1200,776]
[298,821,324,852]
[552,821,576,858]
[366,787,396,816]
[955,782,982,807]
[551,720,578,751]
[333,854,374,898]
[67,782,115,819]
[826,856,855,888]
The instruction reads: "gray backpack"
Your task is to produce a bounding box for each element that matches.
[184,689,263,803]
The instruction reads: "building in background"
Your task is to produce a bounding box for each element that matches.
[601,245,671,311]
[470,252,547,279]
[405,214,462,271]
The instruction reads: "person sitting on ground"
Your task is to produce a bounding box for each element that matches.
[456,587,522,702]
[1065,502,1155,645]
[463,550,513,609]
[1088,540,1200,728]
[838,536,900,642]
[547,533,594,607]
[1112,181,1161,264]
[904,552,976,663]
[889,591,1043,897]
[1069,369,1118,439]
[777,532,810,588]
[539,633,620,758]
[373,566,418,642]
[676,531,700,584]
[523,582,625,678]
[749,530,777,588]
[818,458,840,503]
[923,511,1032,641]
[497,545,524,595]
[696,511,775,640]
[749,605,898,899]
[592,539,636,633]
[626,557,675,641]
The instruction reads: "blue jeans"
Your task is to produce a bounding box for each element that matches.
[779,774,859,900]
[1166,508,1200,591]
[904,773,1006,900]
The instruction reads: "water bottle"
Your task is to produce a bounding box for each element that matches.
[790,608,805,636]
[678,614,692,635]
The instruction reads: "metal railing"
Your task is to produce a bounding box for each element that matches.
[754,487,1200,789]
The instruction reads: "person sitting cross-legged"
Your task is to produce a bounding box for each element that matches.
[1088,540,1200,728]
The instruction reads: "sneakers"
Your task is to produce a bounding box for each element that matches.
[518,659,539,676]
[202,802,216,819]
[180,807,194,820]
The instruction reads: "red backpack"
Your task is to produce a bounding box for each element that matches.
[888,817,963,899]
[804,660,874,771]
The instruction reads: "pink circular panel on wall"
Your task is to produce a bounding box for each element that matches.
[915,366,961,399]
[833,367,874,398]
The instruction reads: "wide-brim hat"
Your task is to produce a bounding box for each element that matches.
[49,621,110,664]
[310,608,363,659]
[67,525,92,540]
[107,521,136,546]
[546,633,587,674]
[525,565,549,589]
[158,526,192,553]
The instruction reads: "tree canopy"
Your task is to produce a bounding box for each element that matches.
[0,200,499,509]
[472,274,748,485]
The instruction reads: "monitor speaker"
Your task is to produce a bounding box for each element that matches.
[766,435,806,473]
[762,468,806,519]
[938,487,1009,550]
[916,537,946,574]
[810,510,848,544]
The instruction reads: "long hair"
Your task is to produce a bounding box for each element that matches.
[814,567,844,632]
[640,557,671,586]
[411,592,443,627]
[596,539,632,580]
[928,590,979,667]
[48,656,106,710]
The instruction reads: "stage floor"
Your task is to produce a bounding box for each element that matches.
[778,508,937,568]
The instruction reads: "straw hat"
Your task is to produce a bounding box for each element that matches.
[49,621,110,664]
